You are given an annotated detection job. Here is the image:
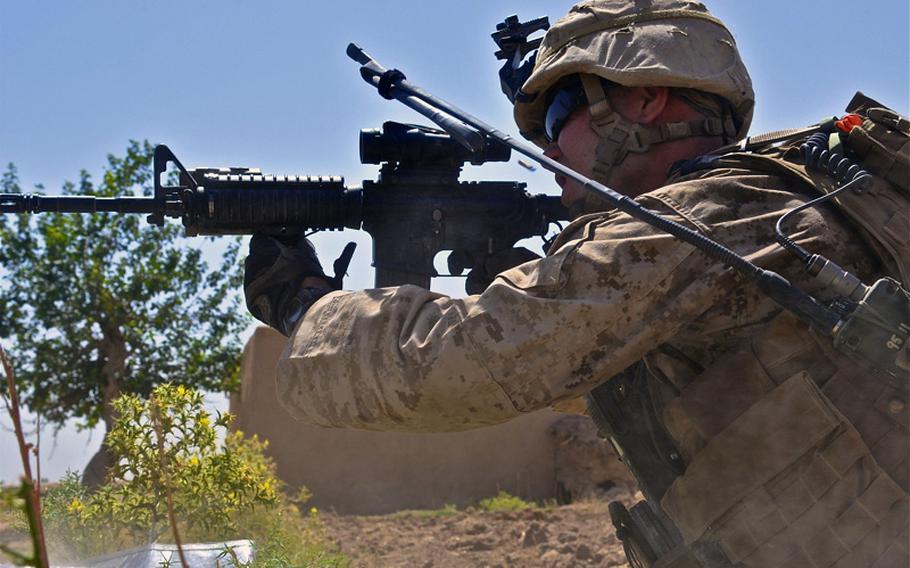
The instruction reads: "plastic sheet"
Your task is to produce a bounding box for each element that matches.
[0,539,253,568]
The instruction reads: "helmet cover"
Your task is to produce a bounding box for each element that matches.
[514,0,755,147]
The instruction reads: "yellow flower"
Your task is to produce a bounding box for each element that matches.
[67,498,85,514]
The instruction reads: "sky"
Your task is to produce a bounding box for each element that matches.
[1,1,908,483]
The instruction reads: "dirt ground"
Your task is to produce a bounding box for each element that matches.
[1,492,636,568]
[2,415,638,567]
[316,415,638,567]
[319,487,637,568]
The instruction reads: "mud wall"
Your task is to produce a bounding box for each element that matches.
[230,326,574,515]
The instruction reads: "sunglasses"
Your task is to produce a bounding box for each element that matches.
[544,82,588,143]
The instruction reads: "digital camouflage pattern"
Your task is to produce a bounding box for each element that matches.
[275,166,875,432]
[275,0,908,562]
[276,162,909,566]
[514,0,755,148]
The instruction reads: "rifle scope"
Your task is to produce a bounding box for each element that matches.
[360,122,511,167]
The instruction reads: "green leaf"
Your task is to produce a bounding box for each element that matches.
[0,142,247,431]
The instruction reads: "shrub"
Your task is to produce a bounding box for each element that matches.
[477,491,536,513]
[1,484,26,531]
[230,504,350,568]
[392,503,459,519]
[37,384,348,566]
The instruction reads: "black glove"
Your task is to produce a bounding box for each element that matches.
[449,247,541,295]
[244,234,356,336]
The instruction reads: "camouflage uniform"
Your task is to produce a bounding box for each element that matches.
[276,159,908,565]
[276,1,909,566]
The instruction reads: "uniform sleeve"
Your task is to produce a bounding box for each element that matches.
[274,177,842,432]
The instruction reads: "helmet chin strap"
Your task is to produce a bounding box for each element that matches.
[579,74,732,189]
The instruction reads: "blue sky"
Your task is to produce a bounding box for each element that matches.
[1,1,908,482]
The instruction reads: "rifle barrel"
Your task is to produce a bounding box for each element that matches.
[0,194,159,215]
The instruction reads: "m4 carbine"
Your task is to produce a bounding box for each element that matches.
[0,121,568,291]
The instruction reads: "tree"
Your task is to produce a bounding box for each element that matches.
[0,141,248,488]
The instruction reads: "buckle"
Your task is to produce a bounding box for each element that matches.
[626,127,648,152]
[662,122,691,140]
[703,118,723,136]
[609,501,657,567]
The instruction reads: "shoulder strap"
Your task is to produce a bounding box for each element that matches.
[703,147,909,286]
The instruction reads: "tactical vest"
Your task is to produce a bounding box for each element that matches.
[589,95,910,568]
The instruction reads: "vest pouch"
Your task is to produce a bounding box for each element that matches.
[828,144,910,287]
[713,92,910,286]
[844,92,910,192]
[840,93,910,286]
[660,372,908,567]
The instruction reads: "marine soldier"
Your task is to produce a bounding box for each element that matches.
[244,1,909,566]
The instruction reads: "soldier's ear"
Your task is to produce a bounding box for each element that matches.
[634,86,669,124]
[604,84,669,125]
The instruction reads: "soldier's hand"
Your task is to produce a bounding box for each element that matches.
[243,234,355,336]
[449,246,541,295]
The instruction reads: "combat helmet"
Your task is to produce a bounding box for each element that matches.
[514,0,755,181]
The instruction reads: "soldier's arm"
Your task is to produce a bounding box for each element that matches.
[274,179,849,432]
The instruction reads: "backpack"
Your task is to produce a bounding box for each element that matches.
[834,92,910,286]
[718,91,909,287]
[689,92,910,384]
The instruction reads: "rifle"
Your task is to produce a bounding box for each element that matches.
[0,121,568,291]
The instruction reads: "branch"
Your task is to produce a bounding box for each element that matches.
[150,397,188,568]
[0,345,48,568]
[34,414,42,497]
